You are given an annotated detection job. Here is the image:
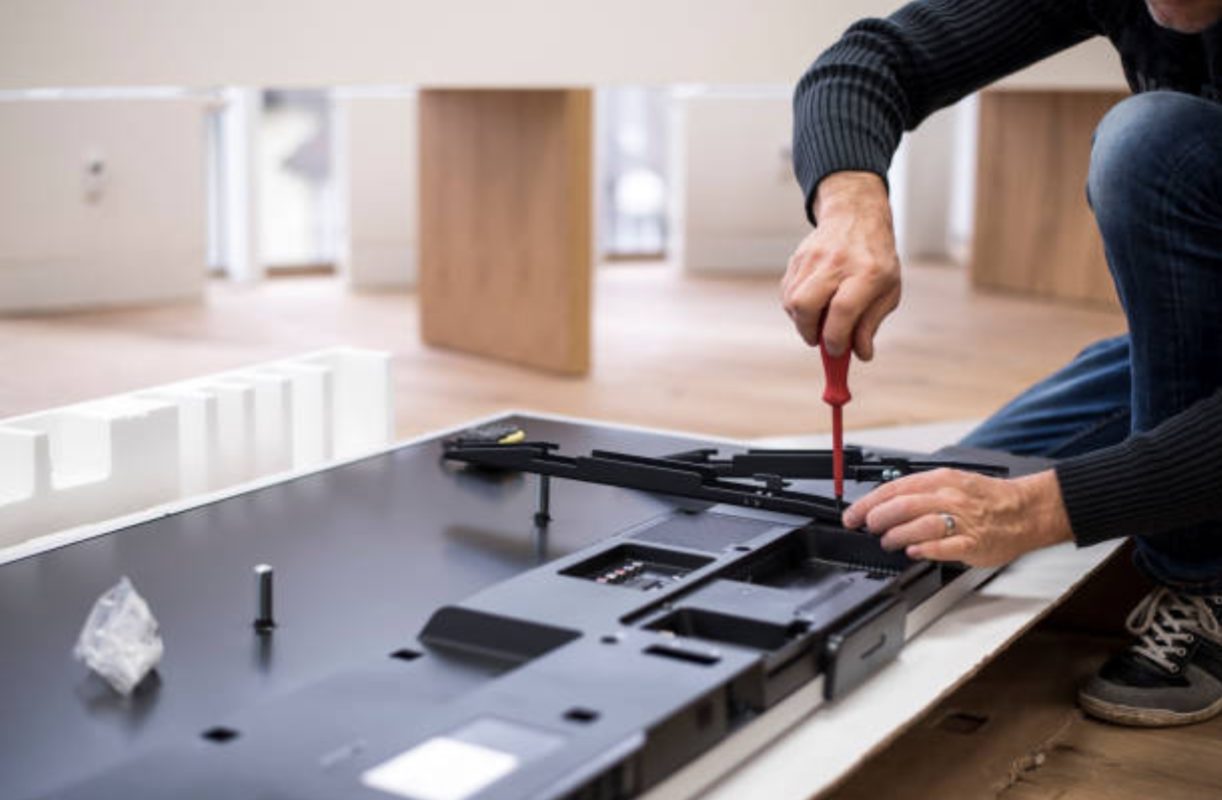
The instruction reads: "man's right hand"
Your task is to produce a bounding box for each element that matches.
[781,171,901,361]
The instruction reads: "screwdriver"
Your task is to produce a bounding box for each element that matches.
[817,312,852,511]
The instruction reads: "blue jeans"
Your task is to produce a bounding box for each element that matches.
[961,91,1222,594]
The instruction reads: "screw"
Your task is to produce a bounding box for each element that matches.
[534,475,552,525]
[254,564,275,633]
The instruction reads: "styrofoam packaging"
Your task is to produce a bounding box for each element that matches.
[0,347,394,549]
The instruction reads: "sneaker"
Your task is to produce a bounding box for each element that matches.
[1078,587,1222,727]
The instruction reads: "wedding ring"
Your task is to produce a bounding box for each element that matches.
[940,512,956,537]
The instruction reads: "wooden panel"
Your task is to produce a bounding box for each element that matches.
[971,90,1129,308]
[419,88,592,374]
[827,629,1116,800]
[827,547,1222,800]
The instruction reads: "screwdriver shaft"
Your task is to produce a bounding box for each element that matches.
[832,404,844,508]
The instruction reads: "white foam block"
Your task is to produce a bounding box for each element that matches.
[0,347,393,548]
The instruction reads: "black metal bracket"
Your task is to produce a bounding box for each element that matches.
[443,440,847,523]
[660,447,1009,482]
[442,438,1009,526]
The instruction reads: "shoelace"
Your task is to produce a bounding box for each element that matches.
[1126,588,1222,674]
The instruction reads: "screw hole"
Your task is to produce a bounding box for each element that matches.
[936,711,988,735]
[390,648,422,662]
[202,726,240,744]
[564,707,600,724]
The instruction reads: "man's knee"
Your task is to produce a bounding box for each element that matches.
[1087,91,1220,219]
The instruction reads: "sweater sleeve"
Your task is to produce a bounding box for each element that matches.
[1056,390,1222,547]
[792,0,1100,222]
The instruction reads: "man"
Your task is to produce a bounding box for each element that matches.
[786,0,1222,727]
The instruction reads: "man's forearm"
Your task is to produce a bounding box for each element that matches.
[1016,470,1075,551]
[1057,390,1222,546]
[811,172,890,226]
[792,0,1097,223]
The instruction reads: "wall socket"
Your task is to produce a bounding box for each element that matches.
[82,149,107,203]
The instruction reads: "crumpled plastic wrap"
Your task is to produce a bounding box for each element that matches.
[73,576,164,695]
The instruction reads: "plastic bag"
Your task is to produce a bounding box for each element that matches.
[73,576,164,695]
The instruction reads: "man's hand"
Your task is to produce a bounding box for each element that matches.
[842,469,1074,567]
[781,171,901,361]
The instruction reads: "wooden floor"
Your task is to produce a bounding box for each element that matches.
[8,260,1201,799]
[0,261,1125,440]
[830,553,1222,800]
[831,626,1222,800]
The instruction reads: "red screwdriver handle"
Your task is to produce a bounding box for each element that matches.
[820,345,852,407]
[817,314,852,408]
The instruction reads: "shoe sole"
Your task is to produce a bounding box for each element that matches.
[1079,691,1222,728]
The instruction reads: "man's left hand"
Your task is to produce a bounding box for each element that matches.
[841,469,1074,567]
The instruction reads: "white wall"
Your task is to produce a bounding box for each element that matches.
[0,1,1125,90]
[0,1,909,89]
[893,107,954,259]
[334,89,419,290]
[675,88,985,275]
[946,94,980,263]
[0,96,209,312]
[890,95,979,263]
[673,89,811,274]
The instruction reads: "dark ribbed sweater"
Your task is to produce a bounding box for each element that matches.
[792,0,1222,547]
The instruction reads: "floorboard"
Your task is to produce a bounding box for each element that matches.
[828,553,1222,800]
[0,261,1125,441]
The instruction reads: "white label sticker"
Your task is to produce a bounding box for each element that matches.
[360,737,520,800]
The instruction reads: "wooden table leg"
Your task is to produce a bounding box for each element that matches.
[418,88,593,374]
[970,90,1127,308]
